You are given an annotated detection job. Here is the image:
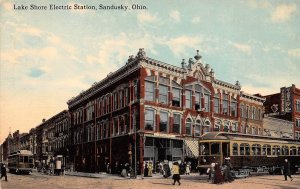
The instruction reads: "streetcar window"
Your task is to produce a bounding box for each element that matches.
[19,156,24,162]
[252,144,261,155]
[24,156,29,163]
[272,145,280,156]
[240,143,250,155]
[282,146,289,155]
[232,143,238,155]
[290,146,296,155]
[200,143,210,155]
[29,158,33,163]
[211,143,220,154]
[298,147,300,155]
[263,144,271,156]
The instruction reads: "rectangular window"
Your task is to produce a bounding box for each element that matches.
[185,90,192,109]
[296,118,300,127]
[222,94,228,115]
[159,85,168,104]
[230,101,237,117]
[134,80,138,100]
[114,119,118,136]
[125,87,129,105]
[214,98,219,113]
[172,88,181,107]
[119,90,123,108]
[145,81,155,101]
[159,111,168,132]
[296,101,300,112]
[204,94,210,112]
[173,114,181,134]
[195,92,201,110]
[252,107,256,119]
[145,109,155,131]
[114,93,118,110]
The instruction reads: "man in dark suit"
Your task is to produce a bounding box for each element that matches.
[1,164,8,181]
[283,159,293,181]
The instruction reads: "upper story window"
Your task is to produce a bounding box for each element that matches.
[195,84,202,111]
[296,100,300,112]
[246,106,250,118]
[195,120,201,137]
[258,109,261,120]
[133,80,139,100]
[173,113,181,134]
[159,111,169,132]
[172,81,182,107]
[230,97,237,117]
[232,122,238,132]
[159,85,168,104]
[125,87,130,105]
[145,76,155,102]
[214,93,220,114]
[145,109,155,131]
[296,118,300,127]
[252,107,256,119]
[185,118,192,135]
[204,90,211,112]
[185,90,192,109]
[113,93,118,110]
[240,104,245,118]
[119,90,124,108]
[222,94,228,115]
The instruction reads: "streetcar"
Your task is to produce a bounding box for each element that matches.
[8,150,34,174]
[198,132,300,175]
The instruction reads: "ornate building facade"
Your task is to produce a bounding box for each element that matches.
[67,49,265,173]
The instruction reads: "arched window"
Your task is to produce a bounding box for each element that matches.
[252,144,261,155]
[240,143,250,155]
[272,145,281,156]
[233,143,238,155]
[290,146,297,155]
[214,120,221,132]
[203,120,211,133]
[195,120,201,137]
[224,121,230,132]
[186,118,192,135]
[263,144,271,156]
[282,146,289,155]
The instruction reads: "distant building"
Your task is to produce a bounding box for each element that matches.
[264,84,300,140]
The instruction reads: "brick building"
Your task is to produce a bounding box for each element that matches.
[67,49,265,173]
[264,84,300,140]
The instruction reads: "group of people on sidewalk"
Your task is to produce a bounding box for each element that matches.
[207,157,234,184]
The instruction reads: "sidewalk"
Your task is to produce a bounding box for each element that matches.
[64,171,200,179]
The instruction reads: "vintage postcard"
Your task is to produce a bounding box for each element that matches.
[0,0,299,188]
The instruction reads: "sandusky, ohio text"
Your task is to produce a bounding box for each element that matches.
[13,4,147,11]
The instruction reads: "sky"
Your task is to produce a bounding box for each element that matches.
[0,0,299,143]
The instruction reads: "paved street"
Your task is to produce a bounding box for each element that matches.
[0,172,299,189]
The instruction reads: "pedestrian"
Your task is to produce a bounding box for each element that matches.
[163,160,171,178]
[185,162,191,175]
[223,159,234,183]
[283,159,293,181]
[208,162,215,182]
[1,164,8,181]
[213,163,224,184]
[144,162,149,177]
[148,162,153,177]
[172,162,181,185]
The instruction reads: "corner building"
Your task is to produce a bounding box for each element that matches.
[67,49,265,173]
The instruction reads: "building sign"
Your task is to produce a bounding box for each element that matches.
[281,87,292,113]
